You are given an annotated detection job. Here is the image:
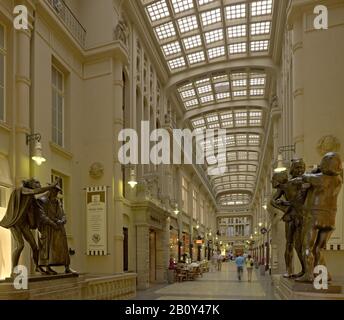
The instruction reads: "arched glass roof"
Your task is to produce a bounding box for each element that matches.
[138,0,276,208]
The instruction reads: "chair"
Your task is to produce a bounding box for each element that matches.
[175,268,187,282]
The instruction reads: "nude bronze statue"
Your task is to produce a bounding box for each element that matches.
[296,152,343,282]
[270,159,308,278]
[0,178,59,276]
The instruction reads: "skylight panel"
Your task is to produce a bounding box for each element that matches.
[227,152,237,161]
[251,21,271,35]
[209,123,220,129]
[226,3,246,20]
[250,40,269,52]
[196,78,210,86]
[201,8,222,26]
[204,29,224,44]
[236,134,247,145]
[248,165,257,172]
[188,51,205,64]
[168,56,186,69]
[228,25,246,38]
[192,118,205,126]
[251,0,273,17]
[225,135,235,146]
[207,115,219,123]
[229,42,247,54]
[180,89,196,99]
[200,95,214,104]
[250,77,266,86]
[231,72,247,79]
[214,82,230,92]
[222,119,233,127]
[171,0,194,14]
[195,127,206,134]
[248,152,258,160]
[248,134,260,145]
[162,41,181,56]
[208,46,225,59]
[146,0,170,22]
[178,83,193,92]
[249,119,262,126]
[233,90,247,97]
[238,151,247,160]
[213,74,228,82]
[155,22,176,40]
[198,0,215,5]
[185,99,198,108]
[183,35,202,50]
[250,89,265,96]
[221,112,233,120]
[232,79,247,87]
[217,92,231,100]
[178,15,198,33]
[198,85,212,94]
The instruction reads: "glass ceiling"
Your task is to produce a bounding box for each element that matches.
[140,0,274,72]
[178,71,266,110]
[138,0,275,208]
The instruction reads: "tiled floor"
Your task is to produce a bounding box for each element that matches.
[133,262,277,300]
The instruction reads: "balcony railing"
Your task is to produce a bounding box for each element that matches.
[46,0,86,48]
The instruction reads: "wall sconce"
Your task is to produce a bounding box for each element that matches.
[26,133,46,166]
[196,222,200,229]
[173,204,179,215]
[128,167,138,189]
[258,222,263,227]
[274,144,296,173]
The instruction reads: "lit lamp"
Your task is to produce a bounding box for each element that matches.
[258,222,263,227]
[173,204,179,215]
[274,153,287,173]
[128,168,137,189]
[26,133,46,166]
[262,204,267,210]
[196,223,200,229]
[250,234,253,240]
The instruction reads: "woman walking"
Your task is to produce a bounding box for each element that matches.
[246,255,254,282]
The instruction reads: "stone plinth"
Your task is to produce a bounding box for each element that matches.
[275,276,344,300]
[0,273,136,300]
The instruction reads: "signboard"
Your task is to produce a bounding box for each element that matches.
[196,240,203,245]
[86,186,108,255]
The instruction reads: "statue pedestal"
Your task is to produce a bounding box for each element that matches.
[0,273,137,300]
[275,276,344,300]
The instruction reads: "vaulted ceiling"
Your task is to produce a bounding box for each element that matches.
[138,0,278,209]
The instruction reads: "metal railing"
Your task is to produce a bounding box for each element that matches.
[46,0,86,47]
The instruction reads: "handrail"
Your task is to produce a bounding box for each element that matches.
[46,0,86,47]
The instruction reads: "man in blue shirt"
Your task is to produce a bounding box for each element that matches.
[235,253,245,281]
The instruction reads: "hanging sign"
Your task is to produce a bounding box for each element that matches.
[86,186,108,255]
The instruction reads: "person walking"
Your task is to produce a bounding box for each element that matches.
[235,253,245,281]
[217,251,223,271]
[246,254,254,282]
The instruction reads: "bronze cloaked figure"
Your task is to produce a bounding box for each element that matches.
[270,159,308,278]
[0,179,59,276]
[37,183,76,275]
[296,152,343,282]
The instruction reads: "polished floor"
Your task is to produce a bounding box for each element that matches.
[133,261,277,300]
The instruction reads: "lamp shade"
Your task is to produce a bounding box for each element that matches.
[274,153,287,172]
[31,141,46,166]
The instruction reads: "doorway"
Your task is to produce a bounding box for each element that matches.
[123,227,128,272]
[149,230,156,283]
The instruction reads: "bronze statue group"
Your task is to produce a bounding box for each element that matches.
[0,178,76,277]
[271,152,343,282]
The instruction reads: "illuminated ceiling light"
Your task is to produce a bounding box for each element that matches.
[128,168,138,189]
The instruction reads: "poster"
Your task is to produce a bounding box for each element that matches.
[86,186,107,255]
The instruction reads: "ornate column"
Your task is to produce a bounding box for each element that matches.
[112,59,124,273]
[136,223,150,289]
[14,1,34,272]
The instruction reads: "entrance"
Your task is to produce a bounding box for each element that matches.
[123,228,128,272]
[149,230,156,283]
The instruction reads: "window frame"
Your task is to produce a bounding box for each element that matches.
[51,64,65,147]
